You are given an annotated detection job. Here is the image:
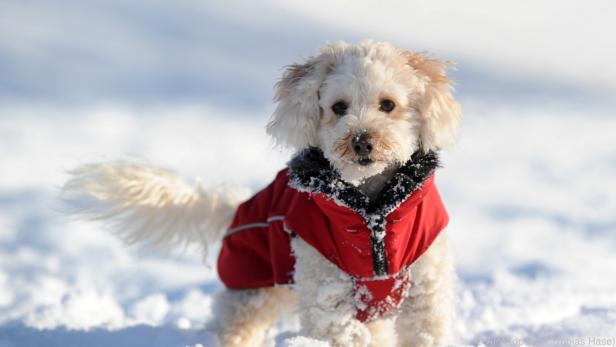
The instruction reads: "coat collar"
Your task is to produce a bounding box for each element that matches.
[287,147,440,217]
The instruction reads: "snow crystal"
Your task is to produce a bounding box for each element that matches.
[282,336,331,347]
[24,288,125,330]
[129,294,170,326]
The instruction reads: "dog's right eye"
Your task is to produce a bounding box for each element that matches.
[331,101,348,116]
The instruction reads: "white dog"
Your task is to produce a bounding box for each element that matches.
[64,40,461,347]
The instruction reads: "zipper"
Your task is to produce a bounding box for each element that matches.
[367,214,388,276]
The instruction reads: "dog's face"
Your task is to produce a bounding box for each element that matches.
[315,50,424,183]
[267,41,461,184]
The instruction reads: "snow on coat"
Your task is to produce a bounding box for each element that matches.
[217,148,449,322]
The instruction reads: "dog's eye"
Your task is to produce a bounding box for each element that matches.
[331,101,348,116]
[379,99,395,113]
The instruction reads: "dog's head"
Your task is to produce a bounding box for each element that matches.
[267,40,461,184]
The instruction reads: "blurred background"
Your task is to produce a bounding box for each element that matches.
[1,1,615,346]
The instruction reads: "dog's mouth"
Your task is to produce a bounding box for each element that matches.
[357,157,374,166]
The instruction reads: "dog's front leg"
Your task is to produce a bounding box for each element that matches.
[365,317,398,347]
[395,233,455,347]
[207,286,296,347]
[292,237,371,347]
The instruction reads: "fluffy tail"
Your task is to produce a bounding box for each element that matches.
[62,160,250,257]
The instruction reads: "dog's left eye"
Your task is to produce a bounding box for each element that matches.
[379,99,395,113]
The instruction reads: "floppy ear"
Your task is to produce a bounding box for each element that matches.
[266,55,329,149]
[405,52,461,152]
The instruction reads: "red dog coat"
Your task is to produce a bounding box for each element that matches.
[218,148,449,322]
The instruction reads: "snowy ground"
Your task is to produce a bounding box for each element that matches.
[1,1,616,346]
[1,101,615,346]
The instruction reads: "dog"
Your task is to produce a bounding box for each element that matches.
[64,40,461,347]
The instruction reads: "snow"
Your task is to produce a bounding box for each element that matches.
[3,103,615,346]
[2,0,616,346]
[281,336,331,347]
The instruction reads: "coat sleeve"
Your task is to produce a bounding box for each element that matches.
[217,169,295,289]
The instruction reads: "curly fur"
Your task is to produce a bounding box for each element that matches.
[268,40,461,184]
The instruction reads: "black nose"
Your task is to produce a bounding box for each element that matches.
[352,133,373,156]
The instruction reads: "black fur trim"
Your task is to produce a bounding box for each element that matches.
[287,147,439,215]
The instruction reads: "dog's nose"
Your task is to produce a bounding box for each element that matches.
[352,133,373,156]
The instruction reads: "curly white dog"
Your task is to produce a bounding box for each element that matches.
[64,40,461,347]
